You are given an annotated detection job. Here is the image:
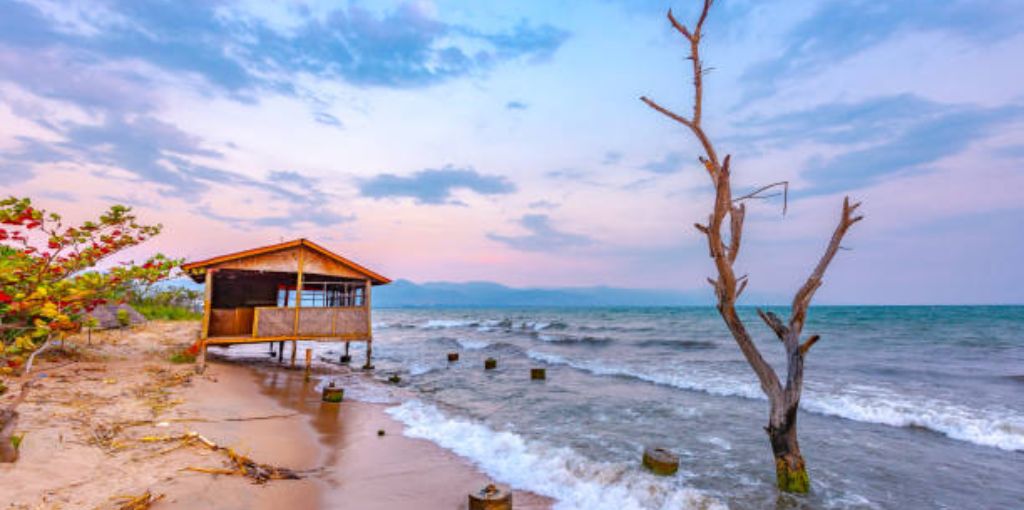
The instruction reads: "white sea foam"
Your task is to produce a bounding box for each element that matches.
[423,319,478,329]
[386,400,727,510]
[408,363,436,376]
[527,350,568,365]
[456,338,491,350]
[526,350,1024,452]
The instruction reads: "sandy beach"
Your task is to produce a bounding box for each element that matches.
[1,321,551,509]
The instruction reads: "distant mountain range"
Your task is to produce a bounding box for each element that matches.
[166,277,786,307]
[373,279,712,307]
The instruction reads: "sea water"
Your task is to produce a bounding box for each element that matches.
[227,306,1024,509]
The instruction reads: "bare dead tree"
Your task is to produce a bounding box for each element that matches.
[640,0,863,493]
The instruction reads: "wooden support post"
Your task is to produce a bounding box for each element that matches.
[290,340,297,368]
[362,279,374,370]
[341,342,351,363]
[278,341,284,362]
[197,269,214,373]
[197,339,207,373]
[363,340,374,370]
[293,247,304,337]
[304,348,312,381]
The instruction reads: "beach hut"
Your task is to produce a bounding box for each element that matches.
[182,239,391,370]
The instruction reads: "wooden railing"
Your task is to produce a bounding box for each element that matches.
[253,306,369,339]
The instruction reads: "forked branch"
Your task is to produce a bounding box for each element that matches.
[789,197,863,333]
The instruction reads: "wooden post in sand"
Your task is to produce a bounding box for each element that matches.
[341,342,351,363]
[290,340,298,368]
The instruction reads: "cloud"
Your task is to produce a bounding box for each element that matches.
[995,144,1024,159]
[545,169,589,180]
[602,151,623,165]
[358,166,516,204]
[740,0,1024,101]
[488,214,592,252]
[737,94,942,147]
[3,114,348,228]
[733,94,1024,193]
[505,100,528,110]
[313,111,343,128]
[804,104,1023,193]
[0,1,570,95]
[640,152,685,174]
[528,200,559,210]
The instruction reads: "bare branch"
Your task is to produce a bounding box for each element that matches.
[799,335,820,356]
[639,96,693,127]
[736,277,748,299]
[728,203,744,264]
[694,223,709,234]
[789,197,864,333]
[757,309,788,340]
[734,181,789,215]
[666,9,692,40]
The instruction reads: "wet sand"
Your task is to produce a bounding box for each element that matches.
[0,321,552,509]
[221,360,553,510]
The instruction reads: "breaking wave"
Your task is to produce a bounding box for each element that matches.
[525,351,1024,452]
[386,400,727,510]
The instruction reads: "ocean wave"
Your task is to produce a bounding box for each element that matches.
[457,338,491,350]
[535,334,614,346]
[408,363,438,376]
[386,400,726,510]
[375,321,417,330]
[423,319,479,329]
[526,352,1024,452]
[636,339,717,350]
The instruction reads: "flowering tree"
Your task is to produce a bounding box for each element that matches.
[0,196,181,373]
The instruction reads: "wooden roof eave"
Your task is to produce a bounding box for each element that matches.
[181,239,391,285]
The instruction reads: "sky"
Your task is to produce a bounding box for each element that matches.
[1,0,1023,304]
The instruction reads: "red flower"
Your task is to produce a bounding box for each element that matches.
[0,290,12,304]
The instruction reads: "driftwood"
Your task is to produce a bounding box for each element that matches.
[0,381,32,462]
[179,431,301,483]
[641,0,863,493]
[114,490,164,510]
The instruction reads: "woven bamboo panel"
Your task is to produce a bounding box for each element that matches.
[255,307,294,337]
[298,308,334,336]
[336,308,368,336]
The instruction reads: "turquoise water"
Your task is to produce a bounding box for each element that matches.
[228,306,1024,509]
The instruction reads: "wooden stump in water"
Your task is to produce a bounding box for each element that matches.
[322,382,344,403]
[448,352,460,362]
[484,358,497,370]
[530,368,546,380]
[468,484,512,510]
[642,446,679,476]
[388,374,401,384]
[340,354,352,363]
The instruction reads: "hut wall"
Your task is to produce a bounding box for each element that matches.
[253,306,369,338]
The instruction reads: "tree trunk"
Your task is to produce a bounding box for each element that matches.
[768,404,809,493]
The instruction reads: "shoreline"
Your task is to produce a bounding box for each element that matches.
[0,321,552,509]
